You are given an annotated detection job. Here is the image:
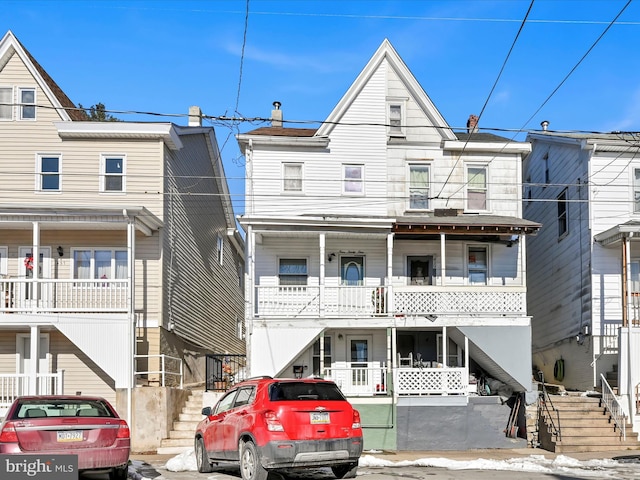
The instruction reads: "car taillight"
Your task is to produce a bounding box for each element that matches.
[116,420,130,439]
[0,422,18,443]
[352,410,361,430]
[264,410,284,432]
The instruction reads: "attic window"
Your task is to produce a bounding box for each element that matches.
[19,87,35,120]
[387,99,406,137]
[0,87,12,120]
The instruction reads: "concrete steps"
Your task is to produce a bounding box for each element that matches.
[539,393,640,453]
[157,390,205,454]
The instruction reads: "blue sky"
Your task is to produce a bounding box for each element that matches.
[2,0,639,213]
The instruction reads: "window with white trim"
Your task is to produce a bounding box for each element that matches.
[467,165,487,210]
[388,100,406,137]
[73,249,127,280]
[283,162,302,193]
[634,168,640,213]
[340,256,364,286]
[37,155,61,192]
[343,164,363,195]
[558,189,568,237]
[467,246,488,285]
[19,87,35,120]
[0,87,12,120]
[409,164,430,210]
[216,234,224,265]
[279,258,307,286]
[101,155,125,192]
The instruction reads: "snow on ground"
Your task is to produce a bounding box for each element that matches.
[131,448,640,480]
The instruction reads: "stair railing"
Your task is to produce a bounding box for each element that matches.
[600,373,626,441]
[538,372,561,441]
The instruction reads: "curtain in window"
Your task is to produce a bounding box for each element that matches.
[0,87,11,119]
[341,257,363,286]
[74,250,91,279]
[95,250,111,279]
[115,251,127,279]
[468,167,486,210]
[410,166,429,209]
[344,166,362,193]
[279,259,307,285]
[284,164,302,191]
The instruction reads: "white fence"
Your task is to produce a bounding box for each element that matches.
[394,367,468,395]
[323,363,387,396]
[0,371,65,416]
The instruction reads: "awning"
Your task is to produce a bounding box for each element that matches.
[594,221,640,247]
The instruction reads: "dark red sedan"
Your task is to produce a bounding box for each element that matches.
[0,395,130,480]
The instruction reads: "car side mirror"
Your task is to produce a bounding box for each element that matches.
[202,407,212,416]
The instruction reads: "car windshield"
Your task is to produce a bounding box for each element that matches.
[15,399,114,419]
[269,382,346,401]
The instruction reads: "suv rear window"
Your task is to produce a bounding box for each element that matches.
[269,382,346,401]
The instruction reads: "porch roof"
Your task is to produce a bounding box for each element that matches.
[393,213,541,236]
[594,220,640,247]
[0,205,163,236]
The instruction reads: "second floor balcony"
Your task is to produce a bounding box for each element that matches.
[254,284,527,318]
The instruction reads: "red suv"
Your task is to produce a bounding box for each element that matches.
[195,377,363,480]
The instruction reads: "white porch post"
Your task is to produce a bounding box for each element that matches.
[386,233,394,314]
[246,226,255,375]
[319,335,325,377]
[440,233,446,286]
[126,213,136,426]
[319,234,325,317]
[29,325,40,394]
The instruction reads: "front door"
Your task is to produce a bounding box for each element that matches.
[18,246,52,308]
[347,336,373,394]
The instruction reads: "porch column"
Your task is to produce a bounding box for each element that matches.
[386,233,394,314]
[442,326,447,367]
[126,214,136,426]
[246,226,255,374]
[31,222,40,310]
[465,335,469,392]
[440,233,446,286]
[319,234,325,317]
[319,335,325,377]
[29,325,40,394]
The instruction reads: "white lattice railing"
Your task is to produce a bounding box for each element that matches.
[1,279,128,313]
[323,363,387,397]
[255,285,526,317]
[394,367,468,395]
[0,371,65,414]
[600,373,626,440]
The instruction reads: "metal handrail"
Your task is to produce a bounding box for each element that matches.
[134,354,183,388]
[538,372,561,441]
[600,373,626,441]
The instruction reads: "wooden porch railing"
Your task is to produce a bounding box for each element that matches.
[323,363,388,397]
[600,373,626,441]
[0,371,65,413]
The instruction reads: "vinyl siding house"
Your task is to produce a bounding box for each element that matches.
[524,129,640,432]
[237,39,540,450]
[0,31,245,422]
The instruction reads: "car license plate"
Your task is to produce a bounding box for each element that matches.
[310,412,330,424]
[57,431,83,442]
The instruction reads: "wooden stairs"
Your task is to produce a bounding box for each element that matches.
[157,389,205,454]
[539,393,640,453]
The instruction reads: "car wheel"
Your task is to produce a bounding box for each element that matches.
[240,440,268,480]
[331,463,358,479]
[196,437,214,473]
[109,464,128,480]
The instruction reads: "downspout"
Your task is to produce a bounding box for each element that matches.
[125,209,135,427]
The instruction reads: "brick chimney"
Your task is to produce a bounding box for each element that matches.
[466,114,479,133]
[188,106,202,127]
[271,101,282,128]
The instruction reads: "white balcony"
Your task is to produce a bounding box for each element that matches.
[0,371,65,416]
[1,278,128,313]
[322,362,388,397]
[254,285,526,318]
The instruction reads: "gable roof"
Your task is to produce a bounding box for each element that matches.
[316,39,456,140]
[0,30,86,121]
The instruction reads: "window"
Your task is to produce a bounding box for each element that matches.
[631,261,640,293]
[468,246,488,285]
[409,164,430,209]
[389,104,403,135]
[407,256,432,285]
[340,256,364,286]
[543,152,550,184]
[557,189,568,237]
[312,336,332,376]
[283,163,302,192]
[634,168,640,212]
[343,164,363,194]
[216,234,224,265]
[0,246,7,277]
[101,155,125,192]
[37,155,60,191]
[19,87,35,120]
[467,165,487,210]
[0,87,12,120]
[279,259,307,286]
[73,249,127,280]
